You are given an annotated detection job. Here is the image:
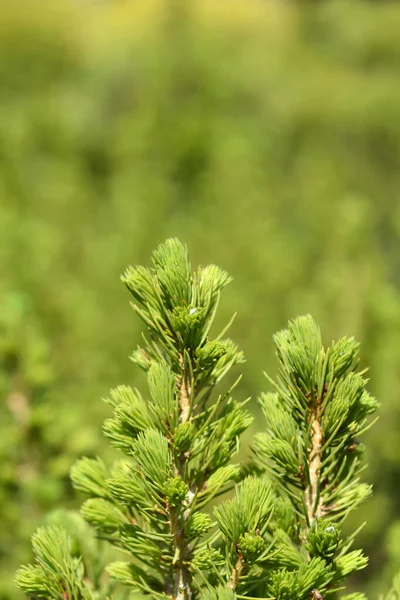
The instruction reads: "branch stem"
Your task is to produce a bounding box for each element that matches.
[228,555,244,591]
[305,402,324,527]
[170,354,193,600]
[170,508,192,600]
[179,355,191,424]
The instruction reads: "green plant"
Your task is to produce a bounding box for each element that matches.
[252,315,378,599]
[4,2,400,594]
[15,240,381,600]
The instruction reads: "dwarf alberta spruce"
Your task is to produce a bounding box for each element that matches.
[16,239,378,600]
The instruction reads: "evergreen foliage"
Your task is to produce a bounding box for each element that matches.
[17,239,249,599]
[15,527,92,600]
[16,241,382,600]
[252,316,379,599]
[3,2,400,595]
[15,509,130,600]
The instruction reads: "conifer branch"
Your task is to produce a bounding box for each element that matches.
[254,315,378,600]
[68,239,247,599]
[16,246,382,600]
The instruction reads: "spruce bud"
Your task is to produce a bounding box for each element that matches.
[174,421,195,453]
[163,476,188,507]
[238,531,266,559]
[306,520,340,560]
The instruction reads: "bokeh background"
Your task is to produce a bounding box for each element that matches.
[1,0,400,598]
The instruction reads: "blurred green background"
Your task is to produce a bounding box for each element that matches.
[1,0,400,597]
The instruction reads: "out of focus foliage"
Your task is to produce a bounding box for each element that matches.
[0,292,105,599]
[1,0,400,598]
